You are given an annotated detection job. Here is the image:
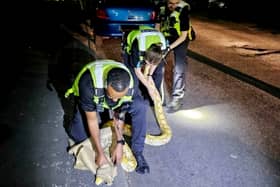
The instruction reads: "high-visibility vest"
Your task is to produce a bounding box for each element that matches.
[65,59,134,111]
[159,1,194,40]
[125,25,167,61]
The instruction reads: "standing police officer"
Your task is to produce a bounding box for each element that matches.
[155,0,193,112]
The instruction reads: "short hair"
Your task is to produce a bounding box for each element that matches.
[144,44,163,65]
[107,68,131,92]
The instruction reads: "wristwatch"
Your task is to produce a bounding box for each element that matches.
[117,139,125,145]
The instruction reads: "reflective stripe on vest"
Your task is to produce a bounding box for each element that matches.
[65,59,134,110]
[137,31,167,52]
[160,1,190,37]
[126,25,167,58]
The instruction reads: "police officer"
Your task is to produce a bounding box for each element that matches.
[123,25,167,103]
[122,26,168,173]
[155,0,193,112]
[65,60,148,173]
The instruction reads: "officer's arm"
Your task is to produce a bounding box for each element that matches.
[111,111,126,165]
[113,108,127,142]
[169,6,190,49]
[169,30,188,49]
[135,67,156,100]
[135,67,152,88]
[85,111,107,166]
[155,23,161,31]
[113,117,124,142]
[148,64,157,75]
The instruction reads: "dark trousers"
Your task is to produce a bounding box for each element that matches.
[153,61,164,93]
[67,105,90,143]
[171,40,189,98]
[67,105,111,143]
[127,94,148,154]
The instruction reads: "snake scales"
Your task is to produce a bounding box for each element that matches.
[142,64,172,146]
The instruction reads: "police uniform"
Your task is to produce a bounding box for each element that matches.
[65,60,147,155]
[123,25,167,99]
[156,0,191,109]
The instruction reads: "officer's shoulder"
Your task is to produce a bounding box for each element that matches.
[179,4,190,13]
[79,70,93,85]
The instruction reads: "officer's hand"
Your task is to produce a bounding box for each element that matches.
[111,143,123,165]
[162,47,171,58]
[96,152,109,167]
[147,85,156,102]
[167,46,171,52]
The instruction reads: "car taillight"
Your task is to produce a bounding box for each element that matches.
[150,11,156,20]
[96,9,109,19]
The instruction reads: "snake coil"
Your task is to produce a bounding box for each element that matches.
[116,66,172,172]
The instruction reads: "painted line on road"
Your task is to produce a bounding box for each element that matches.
[188,50,280,99]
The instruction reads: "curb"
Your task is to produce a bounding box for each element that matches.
[188,49,280,99]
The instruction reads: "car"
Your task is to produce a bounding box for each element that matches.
[93,0,156,38]
[208,0,227,9]
[207,0,228,17]
[207,0,253,20]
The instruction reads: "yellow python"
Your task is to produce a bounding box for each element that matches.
[142,64,172,146]
[120,78,172,146]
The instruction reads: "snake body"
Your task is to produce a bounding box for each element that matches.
[144,81,172,146]
[119,85,172,147]
[142,64,172,146]
[115,81,171,147]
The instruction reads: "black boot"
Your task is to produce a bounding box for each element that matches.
[133,152,150,174]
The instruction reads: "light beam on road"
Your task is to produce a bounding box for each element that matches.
[167,104,235,131]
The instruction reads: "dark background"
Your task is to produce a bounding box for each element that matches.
[3,0,279,97]
[6,0,279,52]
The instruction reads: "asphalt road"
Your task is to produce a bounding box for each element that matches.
[1,32,280,187]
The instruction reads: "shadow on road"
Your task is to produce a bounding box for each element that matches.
[47,28,96,135]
